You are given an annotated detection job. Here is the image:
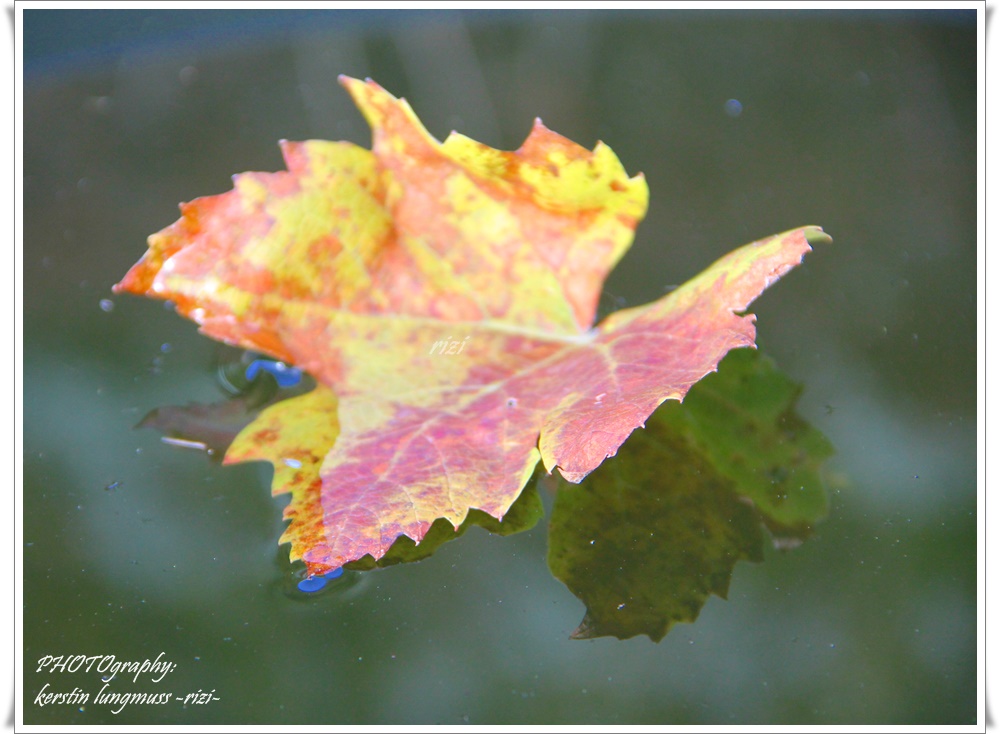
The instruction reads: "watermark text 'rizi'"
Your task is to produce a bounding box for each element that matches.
[429,336,469,356]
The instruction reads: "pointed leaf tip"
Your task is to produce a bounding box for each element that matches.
[804,226,833,247]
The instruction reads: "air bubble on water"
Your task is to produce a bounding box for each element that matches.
[724,98,743,117]
[160,343,172,353]
[99,299,115,312]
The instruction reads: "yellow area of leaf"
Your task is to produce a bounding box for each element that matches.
[224,387,340,569]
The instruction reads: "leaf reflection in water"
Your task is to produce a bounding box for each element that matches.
[135,349,315,458]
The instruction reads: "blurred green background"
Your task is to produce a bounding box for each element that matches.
[21,9,978,725]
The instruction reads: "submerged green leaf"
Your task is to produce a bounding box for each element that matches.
[653,347,832,541]
[547,349,832,641]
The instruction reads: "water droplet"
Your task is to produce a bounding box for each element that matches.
[724,98,743,117]
[283,458,303,469]
[160,343,172,353]
[179,65,199,86]
[85,95,112,114]
[99,299,114,312]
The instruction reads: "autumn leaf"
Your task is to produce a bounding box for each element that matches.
[114,76,829,577]
[547,348,832,642]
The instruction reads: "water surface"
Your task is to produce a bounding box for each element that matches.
[22,9,978,725]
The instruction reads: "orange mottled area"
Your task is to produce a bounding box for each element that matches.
[115,75,825,576]
[115,77,648,351]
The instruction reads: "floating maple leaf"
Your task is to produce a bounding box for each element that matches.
[114,76,829,577]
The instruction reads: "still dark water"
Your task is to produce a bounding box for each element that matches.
[21,9,979,725]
